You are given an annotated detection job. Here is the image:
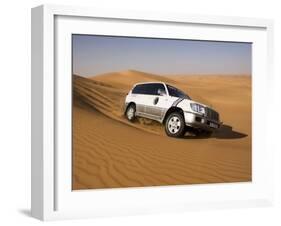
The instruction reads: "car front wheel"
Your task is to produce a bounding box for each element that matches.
[165,112,185,137]
[125,104,136,121]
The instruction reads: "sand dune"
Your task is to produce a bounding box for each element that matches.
[73,74,165,135]
[72,70,251,189]
[91,70,177,88]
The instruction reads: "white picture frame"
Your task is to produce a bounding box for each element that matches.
[31,4,274,221]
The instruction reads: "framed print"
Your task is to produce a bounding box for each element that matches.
[31,4,274,221]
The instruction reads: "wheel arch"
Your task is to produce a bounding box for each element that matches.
[162,106,185,124]
[124,102,136,115]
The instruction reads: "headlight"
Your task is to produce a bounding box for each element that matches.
[190,103,205,114]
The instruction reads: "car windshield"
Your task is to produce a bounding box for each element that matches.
[167,85,191,99]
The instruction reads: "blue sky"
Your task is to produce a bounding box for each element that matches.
[72,35,251,77]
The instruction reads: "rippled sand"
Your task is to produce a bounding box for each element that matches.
[72,70,251,189]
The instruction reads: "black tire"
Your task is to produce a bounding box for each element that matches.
[125,104,136,121]
[165,112,186,137]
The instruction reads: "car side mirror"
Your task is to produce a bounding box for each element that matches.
[157,89,166,96]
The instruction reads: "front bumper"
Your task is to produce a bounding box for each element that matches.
[184,111,222,132]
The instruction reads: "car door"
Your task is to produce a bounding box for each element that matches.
[131,84,148,115]
[145,83,168,121]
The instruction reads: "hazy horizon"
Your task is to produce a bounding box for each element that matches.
[73,35,252,77]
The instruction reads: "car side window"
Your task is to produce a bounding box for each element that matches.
[167,85,190,99]
[145,83,166,96]
[132,83,166,96]
[155,84,166,96]
[132,84,146,94]
[144,84,154,95]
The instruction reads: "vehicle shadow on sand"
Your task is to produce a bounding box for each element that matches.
[184,124,248,140]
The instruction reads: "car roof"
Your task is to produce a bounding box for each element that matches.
[133,82,166,86]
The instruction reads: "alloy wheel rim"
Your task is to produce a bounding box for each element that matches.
[168,116,181,134]
[127,107,134,120]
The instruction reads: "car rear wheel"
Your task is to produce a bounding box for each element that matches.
[125,104,136,121]
[165,112,185,137]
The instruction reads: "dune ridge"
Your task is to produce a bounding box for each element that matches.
[91,70,177,87]
[73,74,164,135]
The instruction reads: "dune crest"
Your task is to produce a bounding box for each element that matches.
[73,74,165,135]
[90,70,177,88]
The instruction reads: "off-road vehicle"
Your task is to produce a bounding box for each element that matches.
[124,82,221,137]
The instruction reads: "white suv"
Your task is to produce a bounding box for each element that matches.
[124,82,221,137]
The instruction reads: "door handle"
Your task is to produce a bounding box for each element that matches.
[153,97,159,105]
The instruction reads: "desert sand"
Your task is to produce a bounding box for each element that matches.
[72,70,251,190]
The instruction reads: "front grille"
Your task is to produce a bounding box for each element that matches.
[205,108,219,122]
